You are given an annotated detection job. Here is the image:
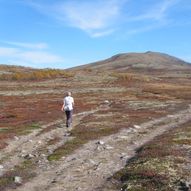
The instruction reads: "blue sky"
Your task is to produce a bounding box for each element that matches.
[0,0,191,69]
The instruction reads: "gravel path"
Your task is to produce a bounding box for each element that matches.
[1,105,191,191]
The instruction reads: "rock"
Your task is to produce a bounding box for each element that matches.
[29,139,33,143]
[48,150,53,154]
[89,159,96,165]
[0,171,3,176]
[105,145,114,150]
[24,154,34,159]
[51,179,57,183]
[14,176,22,184]
[96,141,105,145]
[96,146,103,151]
[14,136,19,141]
[61,156,66,160]
[118,135,129,140]
[21,150,27,153]
[41,154,46,157]
[126,128,134,133]
[38,140,42,144]
[0,165,4,176]
[167,115,174,118]
[179,180,190,191]
[120,153,129,160]
[134,125,141,129]
[103,100,110,104]
[64,132,71,136]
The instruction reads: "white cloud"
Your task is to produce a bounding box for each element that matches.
[129,0,179,22]
[121,0,180,37]
[26,0,127,37]
[88,29,115,38]
[25,0,182,37]
[0,47,19,56]
[3,41,48,49]
[60,1,122,33]
[0,42,64,68]
[18,51,64,64]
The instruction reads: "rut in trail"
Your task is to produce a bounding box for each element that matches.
[5,105,191,191]
[0,110,98,175]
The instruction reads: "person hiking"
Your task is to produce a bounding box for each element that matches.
[61,92,74,128]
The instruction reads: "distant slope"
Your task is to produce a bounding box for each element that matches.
[71,51,191,71]
[0,64,73,81]
[0,64,34,75]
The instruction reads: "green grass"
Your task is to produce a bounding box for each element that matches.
[47,113,120,161]
[48,138,86,161]
[16,123,42,135]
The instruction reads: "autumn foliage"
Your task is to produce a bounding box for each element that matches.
[0,69,74,81]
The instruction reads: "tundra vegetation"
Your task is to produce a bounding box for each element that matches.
[0,52,191,190]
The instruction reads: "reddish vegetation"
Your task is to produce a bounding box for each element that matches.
[0,52,191,147]
[0,52,191,191]
[0,66,190,149]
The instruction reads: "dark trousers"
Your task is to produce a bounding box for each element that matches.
[65,110,73,127]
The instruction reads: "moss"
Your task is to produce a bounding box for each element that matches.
[47,138,86,161]
[173,138,191,145]
[16,123,41,135]
[47,117,120,161]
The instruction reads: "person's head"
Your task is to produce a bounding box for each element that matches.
[66,91,71,96]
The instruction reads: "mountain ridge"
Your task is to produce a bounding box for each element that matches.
[71,51,191,71]
[0,51,191,72]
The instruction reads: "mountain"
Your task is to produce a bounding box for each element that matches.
[0,51,191,191]
[71,51,191,71]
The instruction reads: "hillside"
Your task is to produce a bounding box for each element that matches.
[0,52,191,191]
[71,51,191,71]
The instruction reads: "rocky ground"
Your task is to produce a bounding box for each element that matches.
[0,104,190,191]
[0,52,191,190]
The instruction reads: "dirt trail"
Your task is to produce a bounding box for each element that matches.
[0,110,97,173]
[1,105,191,191]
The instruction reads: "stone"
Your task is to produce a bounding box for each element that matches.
[89,159,96,165]
[105,145,114,150]
[0,165,4,176]
[134,125,141,129]
[14,176,22,184]
[118,135,129,140]
[96,141,105,145]
[51,179,57,183]
[41,154,46,157]
[21,150,27,153]
[24,153,34,159]
[104,100,110,104]
[14,136,19,141]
